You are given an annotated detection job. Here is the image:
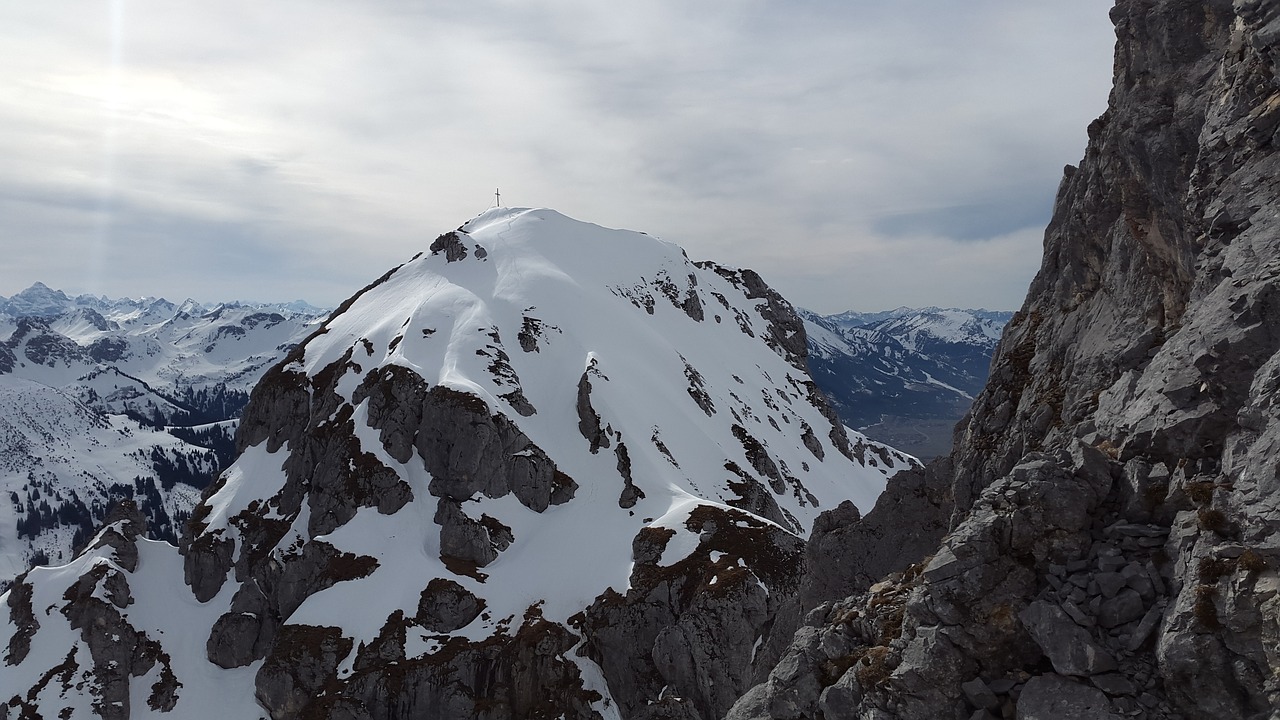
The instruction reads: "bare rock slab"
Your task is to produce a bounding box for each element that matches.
[1017,674,1123,720]
[1020,600,1117,677]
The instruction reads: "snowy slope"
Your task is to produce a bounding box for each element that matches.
[802,307,1012,415]
[2,207,914,720]
[0,290,327,589]
[0,377,209,585]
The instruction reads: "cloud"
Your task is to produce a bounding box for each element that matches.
[872,196,1055,243]
[0,0,1116,312]
[759,224,1051,315]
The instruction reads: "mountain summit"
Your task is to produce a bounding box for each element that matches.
[2,207,910,719]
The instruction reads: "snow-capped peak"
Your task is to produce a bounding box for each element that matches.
[0,208,916,719]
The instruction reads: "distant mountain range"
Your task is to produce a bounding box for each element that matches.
[801,306,1013,459]
[0,283,326,585]
[0,278,1007,586]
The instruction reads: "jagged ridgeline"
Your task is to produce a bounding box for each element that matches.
[1,207,912,719]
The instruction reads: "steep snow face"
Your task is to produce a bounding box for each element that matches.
[0,208,912,720]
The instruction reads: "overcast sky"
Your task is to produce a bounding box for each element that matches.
[1,1,1116,314]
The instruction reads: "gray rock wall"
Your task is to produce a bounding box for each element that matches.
[578,505,805,720]
[730,1,1280,718]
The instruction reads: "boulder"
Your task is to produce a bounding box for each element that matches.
[1020,601,1117,676]
[1016,674,1121,720]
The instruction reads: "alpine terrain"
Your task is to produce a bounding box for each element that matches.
[0,288,326,587]
[728,1,1280,718]
[803,308,1012,460]
[0,207,911,719]
[8,0,1279,717]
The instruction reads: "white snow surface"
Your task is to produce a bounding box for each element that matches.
[871,307,1005,351]
[0,376,206,585]
[3,207,913,718]
[271,206,902,638]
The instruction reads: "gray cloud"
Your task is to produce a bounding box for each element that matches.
[873,195,1056,243]
[0,0,1115,313]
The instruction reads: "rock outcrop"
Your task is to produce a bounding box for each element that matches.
[2,502,182,720]
[577,505,805,720]
[729,1,1280,718]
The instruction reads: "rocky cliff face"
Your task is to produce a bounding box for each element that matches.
[729,1,1280,718]
[1,208,911,720]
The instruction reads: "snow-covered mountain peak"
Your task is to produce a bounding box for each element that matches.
[1,282,74,318]
[199,208,913,710]
[798,306,1013,459]
[870,307,1006,351]
[175,298,204,317]
[0,208,918,719]
[232,206,908,625]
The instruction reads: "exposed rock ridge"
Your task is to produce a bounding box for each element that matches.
[730,1,1280,718]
